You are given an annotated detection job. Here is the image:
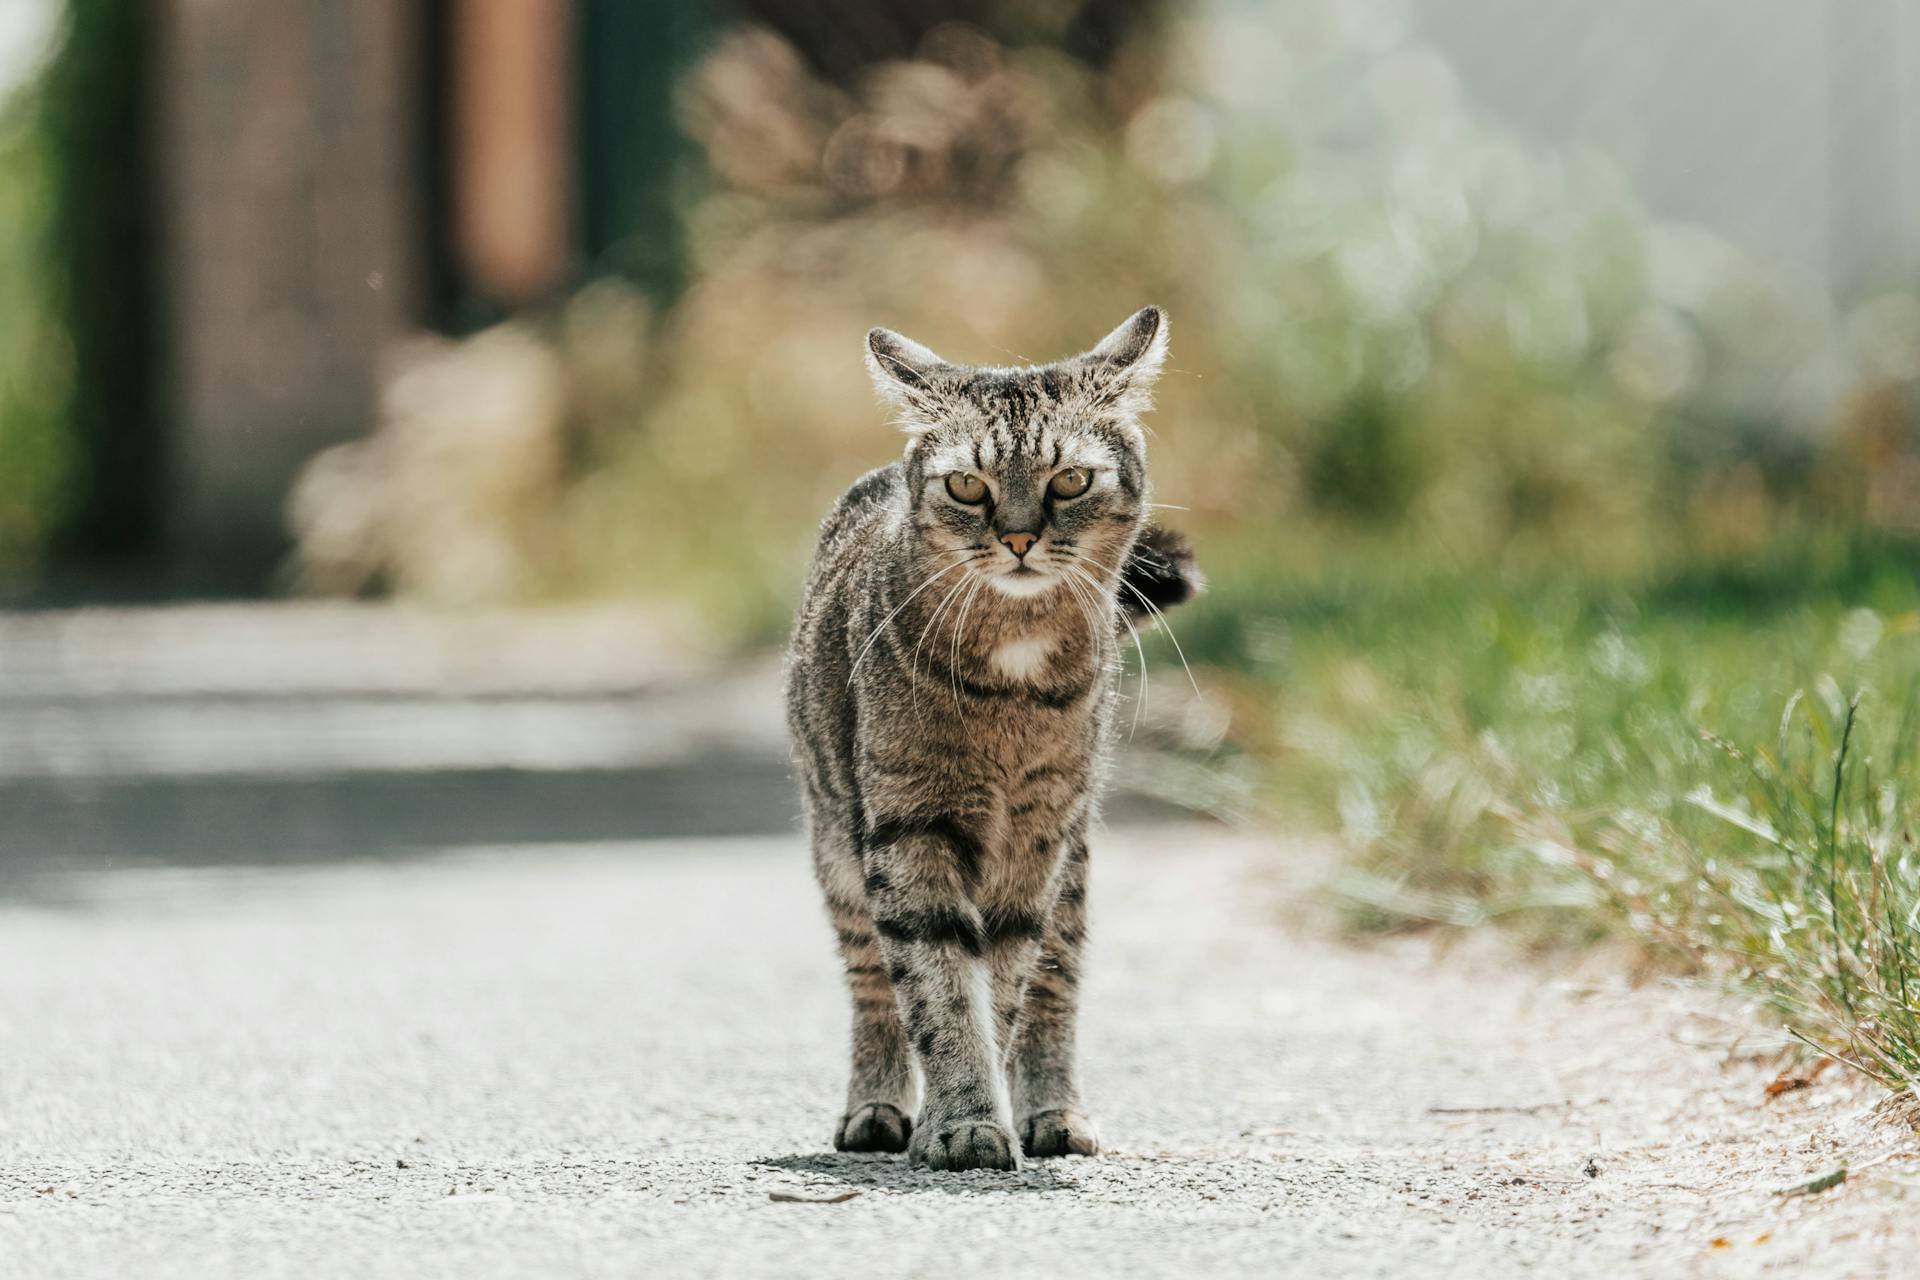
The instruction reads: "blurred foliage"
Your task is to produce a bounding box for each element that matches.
[38,0,157,561]
[0,0,156,585]
[0,69,73,582]
[293,0,1920,632]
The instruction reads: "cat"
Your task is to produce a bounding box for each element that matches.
[784,307,1199,1170]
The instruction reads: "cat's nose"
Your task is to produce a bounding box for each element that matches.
[1000,531,1038,558]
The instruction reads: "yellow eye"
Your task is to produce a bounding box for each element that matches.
[1049,467,1092,499]
[945,472,987,504]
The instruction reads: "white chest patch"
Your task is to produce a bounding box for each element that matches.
[992,635,1055,682]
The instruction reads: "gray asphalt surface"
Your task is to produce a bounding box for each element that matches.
[1,606,1911,1277]
[5,824,1912,1279]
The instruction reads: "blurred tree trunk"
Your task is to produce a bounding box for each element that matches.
[154,0,423,590]
[576,0,709,298]
[442,0,571,318]
[41,0,159,570]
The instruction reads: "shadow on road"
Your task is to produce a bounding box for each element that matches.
[1,752,1201,887]
[1,754,803,881]
[757,1152,1077,1195]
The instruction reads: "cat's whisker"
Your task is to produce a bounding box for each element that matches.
[947,574,989,717]
[1110,612,1150,740]
[1117,577,1202,699]
[1051,560,1110,657]
[910,569,979,704]
[1051,565,1105,683]
[1116,593,1150,742]
[1050,544,1119,585]
[1069,568,1109,658]
[1056,559,1147,741]
[910,550,994,704]
[948,579,990,710]
[846,555,981,686]
[1050,551,1133,678]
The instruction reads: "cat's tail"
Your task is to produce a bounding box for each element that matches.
[1120,524,1202,620]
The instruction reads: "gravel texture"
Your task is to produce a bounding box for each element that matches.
[2,825,1914,1278]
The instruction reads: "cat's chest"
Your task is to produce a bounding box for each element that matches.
[964,643,1109,760]
[988,634,1056,681]
[968,605,1102,688]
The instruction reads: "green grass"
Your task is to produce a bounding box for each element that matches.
[1188,535,1920,1094]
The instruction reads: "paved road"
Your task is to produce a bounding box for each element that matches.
[1,605,1911,1275]
[3,825,1911,1278]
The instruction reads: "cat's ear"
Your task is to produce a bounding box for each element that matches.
[1079,306,1168,395]
[864,327,953,419]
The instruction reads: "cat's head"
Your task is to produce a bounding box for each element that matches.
[864,307,1167,600]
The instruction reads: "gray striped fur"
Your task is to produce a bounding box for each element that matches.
[784,307,1176,1170]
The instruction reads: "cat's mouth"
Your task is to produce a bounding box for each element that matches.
[987,560,1058,598]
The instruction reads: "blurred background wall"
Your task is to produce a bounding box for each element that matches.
[1426,0,1920,295]
[1,0,1918,603]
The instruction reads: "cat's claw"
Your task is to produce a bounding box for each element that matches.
[910,1119,1021,1171]
[1020,1108,1099,1157]
[834,1102,912,1153]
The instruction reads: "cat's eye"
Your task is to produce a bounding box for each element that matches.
[945,472,988,504]
[1049,467,1092,499]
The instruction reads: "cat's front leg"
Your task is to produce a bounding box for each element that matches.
[1013,831,1099,1157]
[826,896,917,1153]
[864,813,1019,1171]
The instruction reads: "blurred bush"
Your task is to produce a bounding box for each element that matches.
[290,324,575,603]
[290,0,1920,629]
[0,70,73,581]
[0,1,156,587]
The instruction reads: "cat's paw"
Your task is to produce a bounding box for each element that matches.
[1020,1108,1099,1157]
[909,1118,1021,1171]
[834,1102,913,1153]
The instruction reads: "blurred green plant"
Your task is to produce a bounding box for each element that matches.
[0,73,74,581]
[1180,541,1920,1092]
[1676,685,1920,1090]
[0,0,156,585]
[427,5,1920,608]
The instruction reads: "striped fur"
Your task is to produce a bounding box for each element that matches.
[784,307,1190,1170]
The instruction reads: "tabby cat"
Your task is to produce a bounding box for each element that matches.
[784,307,1198,1170]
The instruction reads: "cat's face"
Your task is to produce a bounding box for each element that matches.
[865,308,1167,601]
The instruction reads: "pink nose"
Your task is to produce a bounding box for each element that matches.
[1000,532,1037,557]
